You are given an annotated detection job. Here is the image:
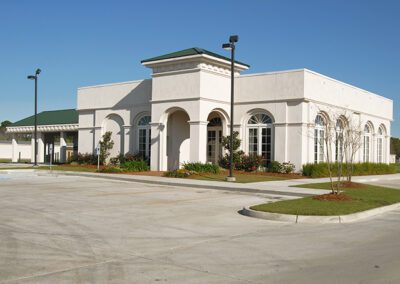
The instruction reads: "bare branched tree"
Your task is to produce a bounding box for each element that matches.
[342,115,363,182]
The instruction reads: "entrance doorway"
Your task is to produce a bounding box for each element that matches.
[166,110,190,170]
[207,116,223,164]
[44,133,58,164]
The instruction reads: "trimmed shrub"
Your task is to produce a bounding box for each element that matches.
[219,152,263,172]
[100,167,124,173]
[121,160,149,172]
[164,169,196,178]
[69,153,97,165]
[268,161,296,174]
[182,162,220,174]
[240,155,263,172]
[281,162,296,174]
[302,162,397,178]
[219,151,245,170]
[268,161,282,173]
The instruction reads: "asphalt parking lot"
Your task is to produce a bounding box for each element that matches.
[1,172,400,283]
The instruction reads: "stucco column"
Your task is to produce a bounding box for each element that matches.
[188,121,208,163]
[60,132,67,163]
[93,127,102,153]
[11,134,18,162]
[273,123,288,163]
[371,134,376,163]
[31,135,35,163]
[123,125,131,154]
[150,122,165,171]
[37,133,44,163]
[385,135,390,164]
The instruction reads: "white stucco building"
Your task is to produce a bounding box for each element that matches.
[74,47,393,171]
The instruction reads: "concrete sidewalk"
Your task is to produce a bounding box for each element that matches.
[36,170,319,198]
[2,169,399,198]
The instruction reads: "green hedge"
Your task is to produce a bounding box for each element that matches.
[182,162,220,174]
[121,160,149,172]
[302,162,397,178]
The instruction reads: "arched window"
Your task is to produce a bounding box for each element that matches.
[363,124,371,162]
[377,125,385,163]
[314,115,325,163]
[335,119,344,162]
[247,113,273,166]
[137,115,151,160]
[207,117,222,127]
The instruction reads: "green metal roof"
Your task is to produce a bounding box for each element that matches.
[11,109,78,127]
[141,47,250,67]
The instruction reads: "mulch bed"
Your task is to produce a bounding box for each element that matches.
[313,193,353,201]
[122,171,165,176]
[219,170,305,179]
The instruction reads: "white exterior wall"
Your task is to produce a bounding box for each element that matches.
[235,71,306,170]
[0,141,31,161]
[77,80,152,155]
[77,59,393,172]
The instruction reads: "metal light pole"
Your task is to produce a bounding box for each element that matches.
[223,35,238,182]
[27,68,41,166]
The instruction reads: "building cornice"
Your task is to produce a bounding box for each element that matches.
[7,124,79,133]
[150,97,230,105]
[307,99,393,122]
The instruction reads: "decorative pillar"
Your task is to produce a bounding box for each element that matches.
[188,121,208,163]
[60,132,67,163]
[385,135,390,164]
[371,133,376,163]
[31,135,35,163]
[11,134,18,162]
[150,122,165,171]
[273,123,288,163]
[37,132,44,163]
[93,126,102,153]
[123,125,132,154]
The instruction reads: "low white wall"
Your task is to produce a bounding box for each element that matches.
[0,141,31,161]
[0,142,12,159]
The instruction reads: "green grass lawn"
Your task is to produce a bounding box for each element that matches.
[38,165,98,172]
[251,182,400,215]
[189,171,292,183]
[0,165,98,172]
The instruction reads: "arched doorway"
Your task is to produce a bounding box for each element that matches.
[103,114,124,160]
[166,110,190,170]
[207,112,224,164]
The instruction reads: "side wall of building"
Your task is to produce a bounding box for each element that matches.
[77,80,152,156]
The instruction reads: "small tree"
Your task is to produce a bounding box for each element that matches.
[0,120,12,129]
[220,131,244,169]
[99,131,114,165]
[221,131,241,155]
[320,116,338,194]
[342,116,363,182]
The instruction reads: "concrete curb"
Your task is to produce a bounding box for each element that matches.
[240,202,400,223]
[34,170,311,198]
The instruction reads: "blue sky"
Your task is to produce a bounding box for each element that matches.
[0,0,399,136]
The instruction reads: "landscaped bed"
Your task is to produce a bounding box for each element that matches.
[188,170,302,183]
[251,182,400,216]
